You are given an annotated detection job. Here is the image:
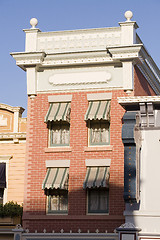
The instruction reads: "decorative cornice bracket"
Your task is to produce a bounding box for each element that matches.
[10,52,46,70]
[107,44,142,60]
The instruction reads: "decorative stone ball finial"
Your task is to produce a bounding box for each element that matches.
[124,10,133,22]
[30,18,38,29]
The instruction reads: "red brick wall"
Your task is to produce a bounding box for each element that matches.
[134,65,156,96]
[23,90,126,233]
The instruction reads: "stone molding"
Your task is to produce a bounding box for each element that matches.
[0,132,26,141]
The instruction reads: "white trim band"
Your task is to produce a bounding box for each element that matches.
[48,95,72,103]
[46,160,70,168]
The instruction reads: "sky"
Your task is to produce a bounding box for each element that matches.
[0,0,160,117]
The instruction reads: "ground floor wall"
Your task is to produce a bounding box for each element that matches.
[23,217,124,233]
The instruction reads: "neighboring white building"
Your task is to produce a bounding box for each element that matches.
[119,96,160,240]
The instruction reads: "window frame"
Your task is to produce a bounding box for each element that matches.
[46,189,68,214]
[87,188,109,214]
[49,121,70,147]
[89,120,110,146]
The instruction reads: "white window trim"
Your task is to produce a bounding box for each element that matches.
[85,159,111,167]
[87,93,112,101]
[0,155,12,204]
[48,95,72,103]
[46,160,70,168]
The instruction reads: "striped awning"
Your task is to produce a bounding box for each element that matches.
[83,167,109,189]
[84,101,110,121]
[42,168,69,190]
[45,102,71,122]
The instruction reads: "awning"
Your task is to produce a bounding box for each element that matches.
[0,163,6,188]
[83,167,109,189]
[45,102,71,122]
[84,101,110,121]
[42,167,69,190]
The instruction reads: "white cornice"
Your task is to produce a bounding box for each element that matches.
[0,103,24,113]
[107,44,142,60]
[118,96,160,105]
[119,21,139,29]
[11,50,118,69]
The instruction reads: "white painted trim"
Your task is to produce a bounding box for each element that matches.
[13,111,19,133]
[27,68,37,96]
[0,155,12,204]
[87,93,112,101]
[48,95,72,103]
[85,159,111,167]
[118,96,160,104]
[46,160,70,168]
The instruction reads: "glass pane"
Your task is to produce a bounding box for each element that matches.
[59,194,68,211]
[101,123,109,143]
[91,123,100,143]
[99,190,108,211]
[51,123,70,145]
[89,190,99,211]
[50,195,59,211]
[61,125,70,145]
[52,125,61,144]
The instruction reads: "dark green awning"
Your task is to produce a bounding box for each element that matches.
[84,101,110,121]
[45,102,71,122]
[42,168,69,190]
[83,167,109,189]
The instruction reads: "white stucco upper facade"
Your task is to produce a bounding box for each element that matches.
[11,12,160,96]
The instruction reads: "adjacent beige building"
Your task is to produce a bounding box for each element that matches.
[0,103,26,205]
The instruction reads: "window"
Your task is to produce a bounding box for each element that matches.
[0,162,6,204]
[88,188,109,213]
[45,100,71,147]
[89,120,110,145]
[0,188,4,204]
[84,100,111,146]
[47,189,68,214]
[49,121,70,146]
[83,166,110,214]
[42,166,69,214]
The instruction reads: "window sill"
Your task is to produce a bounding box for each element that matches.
[45,147,72,153]
[47,213,68,216]
[84,145,113,152]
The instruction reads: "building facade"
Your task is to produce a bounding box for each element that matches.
[11,11,160,235]
[0,103,26,205]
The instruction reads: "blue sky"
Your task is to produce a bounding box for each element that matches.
[0,0,160,117]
